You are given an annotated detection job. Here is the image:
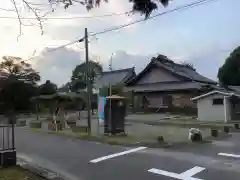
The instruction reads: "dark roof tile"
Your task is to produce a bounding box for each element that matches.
[155,60,216,84]
[94,67,135,88]
[127,55,217,85]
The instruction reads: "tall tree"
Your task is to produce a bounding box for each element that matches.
[71,61,102,92]
[39,80,57,95]
[0,56,40,83]
[218,46,240,86]
[0,56,40,113]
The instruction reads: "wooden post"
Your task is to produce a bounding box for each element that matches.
[85,28,91,134]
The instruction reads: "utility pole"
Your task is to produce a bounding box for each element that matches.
[85,28,91,134]
[108,53,113,134]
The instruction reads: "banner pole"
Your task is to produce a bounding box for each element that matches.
[97,93,100,136]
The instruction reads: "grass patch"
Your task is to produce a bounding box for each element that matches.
[146,119,234,129]
[31,128,166,147]
[0,166,45,180]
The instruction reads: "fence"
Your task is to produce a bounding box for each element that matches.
[0,124,15,151]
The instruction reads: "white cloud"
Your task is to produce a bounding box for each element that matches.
[34,47,84,85]
[31,44,236,87]
[0,0,136,58]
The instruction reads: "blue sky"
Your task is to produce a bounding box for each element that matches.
[97,0,240,54]
[93,0,240,80]
[0,0,239,85]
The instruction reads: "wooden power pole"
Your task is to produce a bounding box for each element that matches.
[85,28,91,134]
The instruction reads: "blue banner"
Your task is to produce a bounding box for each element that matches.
[98,96,107,122]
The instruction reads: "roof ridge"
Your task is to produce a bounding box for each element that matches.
[102,67,134,74]
[154,58,216,84]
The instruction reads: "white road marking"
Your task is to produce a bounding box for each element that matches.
[180,166,205,177]
[148,166,205,180]
[90,146,147,163]
[218,153,240,158]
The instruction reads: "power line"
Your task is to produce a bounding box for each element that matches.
[0,11,130,20]
[90,0,219,37]
[24,0,220,62]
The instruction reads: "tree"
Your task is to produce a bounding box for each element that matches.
[39,80,57,95]
[71,60,102,92]
[9,0,170,39]
[0,80,38,113]
[0,56,40,113]
[218,46,240,86]
[0,56,40,84]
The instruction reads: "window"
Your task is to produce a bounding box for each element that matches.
[212,98,223,105]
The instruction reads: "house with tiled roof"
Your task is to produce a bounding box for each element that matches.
[94,67,136,90]
[124,55,217,112]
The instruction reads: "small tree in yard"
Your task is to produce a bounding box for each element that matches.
[39,80,57,95]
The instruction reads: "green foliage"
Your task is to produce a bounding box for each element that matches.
[0,56,40,84]
[0,80,38,113]
[39,80,57,95]
[53,0,170,18]
[218,46,240,85]
[71,60,102,92]
[0,56,40,113]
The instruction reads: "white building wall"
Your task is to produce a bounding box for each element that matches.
[225,97,231,122]
[197,94,230,122]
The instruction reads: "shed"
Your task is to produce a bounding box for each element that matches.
[191,90,240,122]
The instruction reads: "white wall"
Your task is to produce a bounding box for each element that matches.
[197,94,230,122]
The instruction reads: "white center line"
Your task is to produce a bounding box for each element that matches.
[90,146,147,163]
[218,153,240,158]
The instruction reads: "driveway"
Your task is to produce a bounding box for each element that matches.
[16,127,240,180]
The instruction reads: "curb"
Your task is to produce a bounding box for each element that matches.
[17,157,68,180]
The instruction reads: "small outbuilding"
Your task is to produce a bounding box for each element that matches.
[191,90,240,122]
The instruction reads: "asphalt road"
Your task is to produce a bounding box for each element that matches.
[15,127,240,180]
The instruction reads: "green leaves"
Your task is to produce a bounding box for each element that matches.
[53,0,169,18]
[39,80,57,95]
[0,56,40,84]
[0,56,41,113]
[218,46,240,86]
[70,60,102,92]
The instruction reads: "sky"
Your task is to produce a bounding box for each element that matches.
[0,0,239,86]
